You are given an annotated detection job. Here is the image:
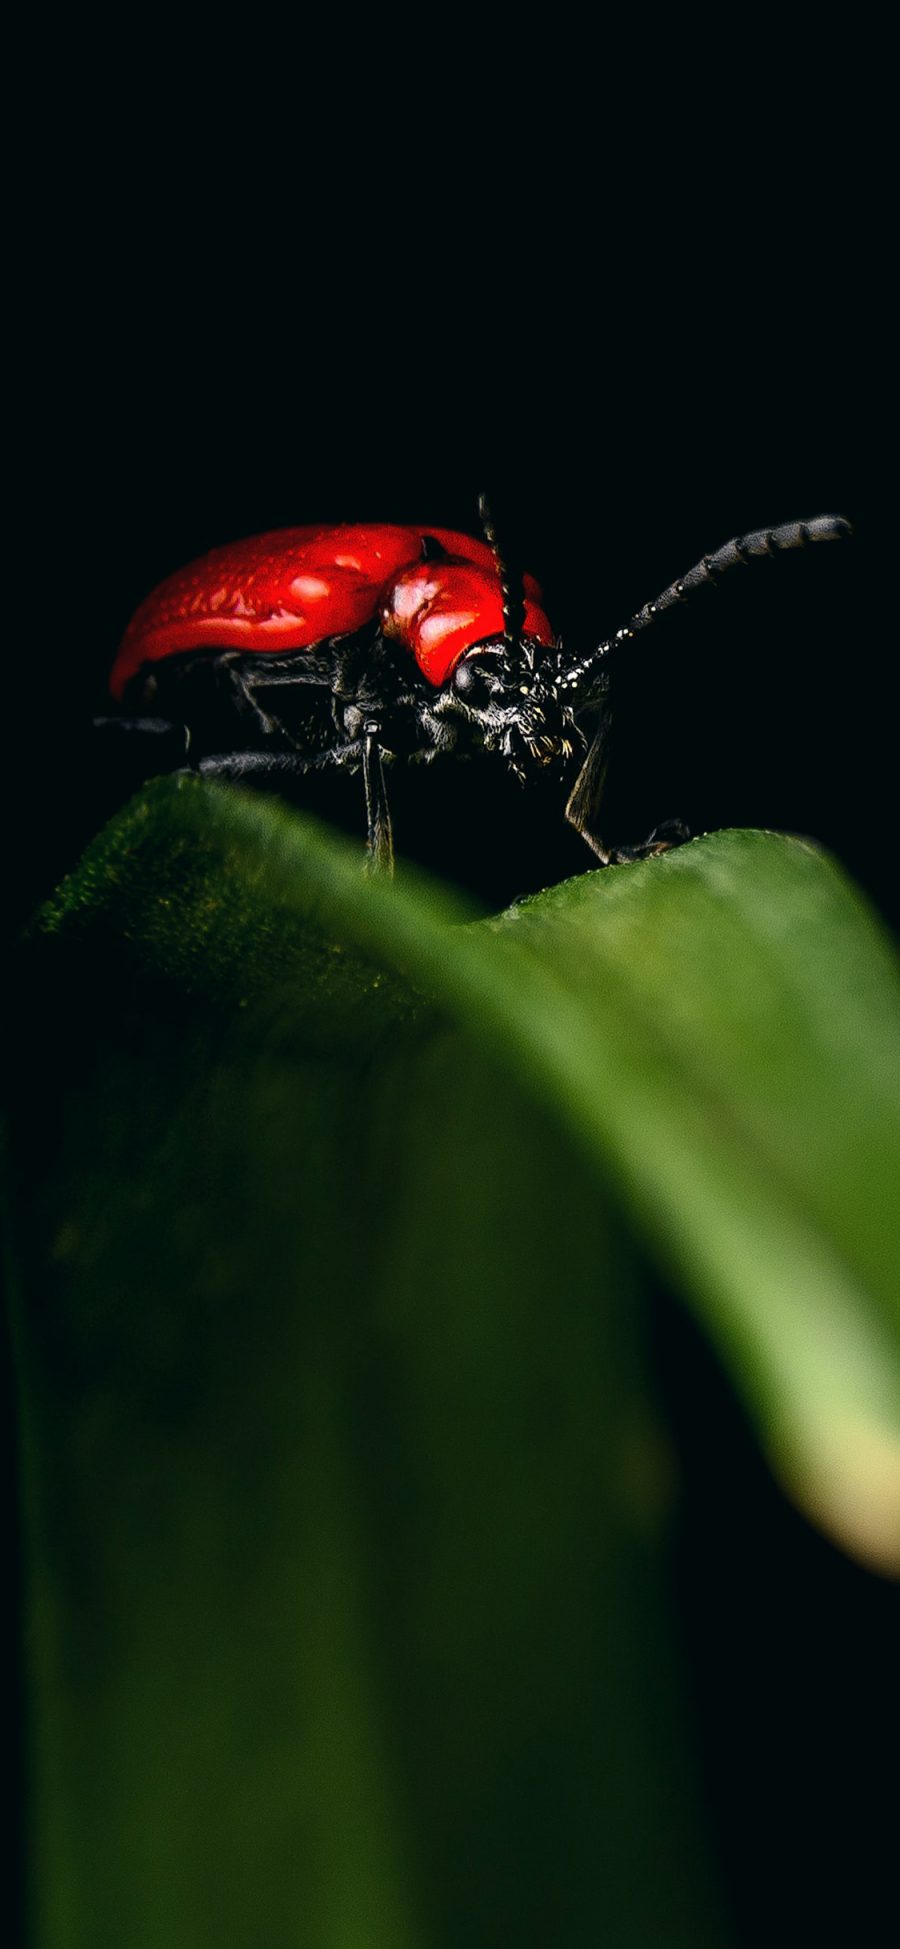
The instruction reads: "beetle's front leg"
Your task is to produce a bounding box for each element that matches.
[566,707,689,865]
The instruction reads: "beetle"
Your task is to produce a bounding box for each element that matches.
[102,501,851,873]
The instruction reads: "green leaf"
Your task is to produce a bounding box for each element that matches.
[33,775,900,1573]
[8,780,722,1948]
[7,775,900,1945]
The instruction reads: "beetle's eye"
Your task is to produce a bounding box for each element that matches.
[453,656,497,708]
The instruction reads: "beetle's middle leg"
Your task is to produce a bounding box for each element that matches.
[221,657,296,745]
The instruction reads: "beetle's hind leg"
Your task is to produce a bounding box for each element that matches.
[94,715,190,752]
[93,714,192,799]
[566,708,690,865]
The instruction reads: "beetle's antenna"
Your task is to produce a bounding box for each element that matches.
[560,513,852,710]
[478,492,527,659]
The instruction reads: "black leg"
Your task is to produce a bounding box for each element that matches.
[565,709,614,861]
[221,658,296,744]
[94,715,190,757]
[361,724,394,876]
[195,744,360,782]
[197,736,394,872]
[101,712,391,874]
[93,716,192,806]
[565,709,689,866]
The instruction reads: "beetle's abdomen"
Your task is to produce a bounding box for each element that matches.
[110,522,554,699]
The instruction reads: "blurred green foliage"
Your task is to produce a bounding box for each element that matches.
[5,777,900,1945]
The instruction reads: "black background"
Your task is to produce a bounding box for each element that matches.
[8,48,897,1946]
[12,182,894,934]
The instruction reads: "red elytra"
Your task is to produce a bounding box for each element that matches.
[110,523,554,700]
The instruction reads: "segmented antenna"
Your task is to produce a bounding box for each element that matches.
[478,491,526,650]
[560,513,852,708]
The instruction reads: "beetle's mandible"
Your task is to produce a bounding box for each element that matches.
[102,500,852,874]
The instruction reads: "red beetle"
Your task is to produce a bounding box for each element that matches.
[105,503,850,871]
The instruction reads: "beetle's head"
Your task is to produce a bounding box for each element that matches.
[439,495,580,780]
[448,638,583,782]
